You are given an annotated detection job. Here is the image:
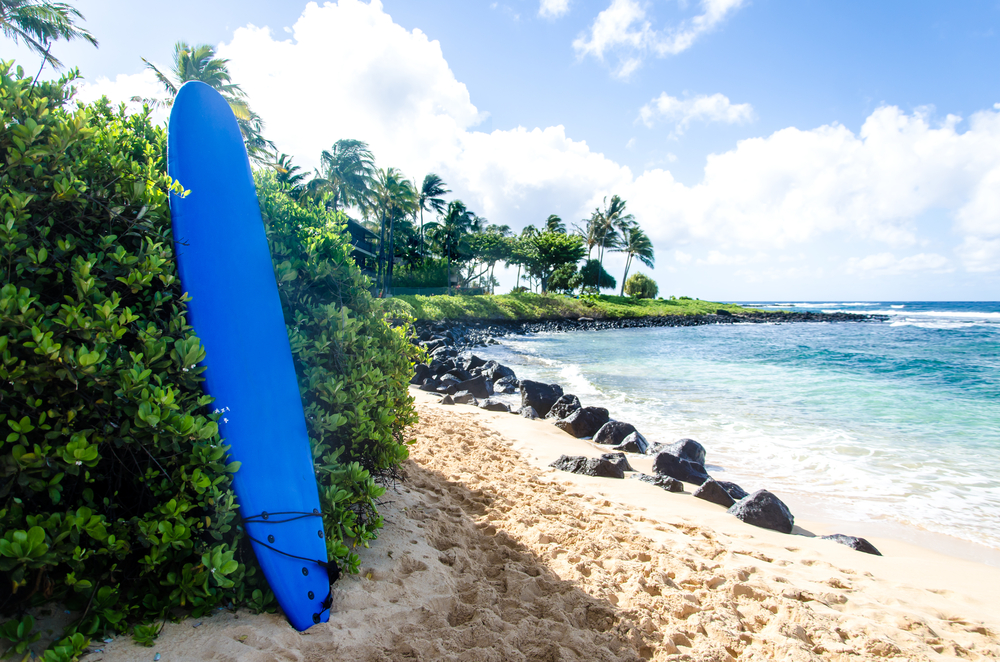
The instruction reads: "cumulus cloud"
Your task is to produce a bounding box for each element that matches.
[622,105,1000,274]
[639,92,754,135]
[78,0,1000,278]
[845,252,952,277]
[573,0,747,78]
[697,250,767,266]
[75,69,169,125]
[539,0,571,19]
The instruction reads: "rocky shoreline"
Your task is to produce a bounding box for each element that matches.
[409,309,885,556]
[411,308,888,350]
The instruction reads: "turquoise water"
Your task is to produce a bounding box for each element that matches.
[477,302,1000,552]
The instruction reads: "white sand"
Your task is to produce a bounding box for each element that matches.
[85,389,1000,661]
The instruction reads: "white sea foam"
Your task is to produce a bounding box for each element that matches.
[770,302,880,308]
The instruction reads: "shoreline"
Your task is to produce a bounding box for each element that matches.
[410,388,1000,599]
[410,311,1000,570]
[410,309,888,347]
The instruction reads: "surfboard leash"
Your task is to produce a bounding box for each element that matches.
[240,511,342,583]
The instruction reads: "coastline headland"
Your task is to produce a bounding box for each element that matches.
[407,305,888,349]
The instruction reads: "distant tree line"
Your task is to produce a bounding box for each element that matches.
[80,36,657,297]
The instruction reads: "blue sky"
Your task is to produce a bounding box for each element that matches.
[7,0,1000,300]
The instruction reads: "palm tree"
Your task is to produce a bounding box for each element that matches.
[272,153,307,197]
[616,222,655,296]
[1,0,97,70]
[512,224,539,291]
[426,200,476,294]
[417,173,449,258]
[307,139,376,213]
[575,210,602,261]
[371,167,418,296]
[142,43,247,108]
[595,194,631,280]
[136,42,274,163]
[545,214,566,233]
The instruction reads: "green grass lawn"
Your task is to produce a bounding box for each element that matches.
[385,293,764,322]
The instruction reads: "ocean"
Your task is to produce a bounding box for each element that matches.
[473,302,1000,561]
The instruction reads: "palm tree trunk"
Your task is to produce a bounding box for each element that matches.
[419,207,424,259]
[598,239,607,291]
[387,215,396,296]
[621,253,632,296]
[377,209,387,297]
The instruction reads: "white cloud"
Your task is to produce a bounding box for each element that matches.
[622,105,1000,268]
[696,250,767,266]
[955,237,1000,272]
[539,0,571,19]
[216,1,630,227]
[639,92,754,135]
[845,252,952,277]
[79,0,1000,279]
[75,69,169,125]
[573,0,747,78]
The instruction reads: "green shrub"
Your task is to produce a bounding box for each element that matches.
[256,172,420,571]
[579,259,616,291]
[392,258,448,288]
[624,272,658,299]
[547,263,581,294]
[0,61,246,647]
[0,61,418,654]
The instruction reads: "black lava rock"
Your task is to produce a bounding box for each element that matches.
[652,451,710,485]
[451,391,478,405]
[555,406,610,438]
[545,394,582,420]
[727,490,794,533]
[600,452,634,473]
[593,421,637,446]
[549,455,624,479]
[455,374,493,399]
[438,377,460,391]
[441,369,472,383]
[459,354,487,372]
[493,375,519,394]
[418,379,440,392]
[519,380,564,418]
[717,481,748,501]
[821,534,882,556]
[660,438,707,465]
[612,431,648,454]
[479,398,510,412]
[423,338,447,353]
[693,478,735,508]
[518,406,539,419]
[479,360,516,383]
[411,363,430,385]
[634,473,684,492]
[440,395,455,405]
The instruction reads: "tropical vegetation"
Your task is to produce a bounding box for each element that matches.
[134,41,275,164]
[0,0,96,69]
[393,292,756,322]
[0,60,418,657]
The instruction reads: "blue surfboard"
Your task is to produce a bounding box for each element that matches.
[167,81,332,631]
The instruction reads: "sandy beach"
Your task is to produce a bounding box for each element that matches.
[88,389,1000,661]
